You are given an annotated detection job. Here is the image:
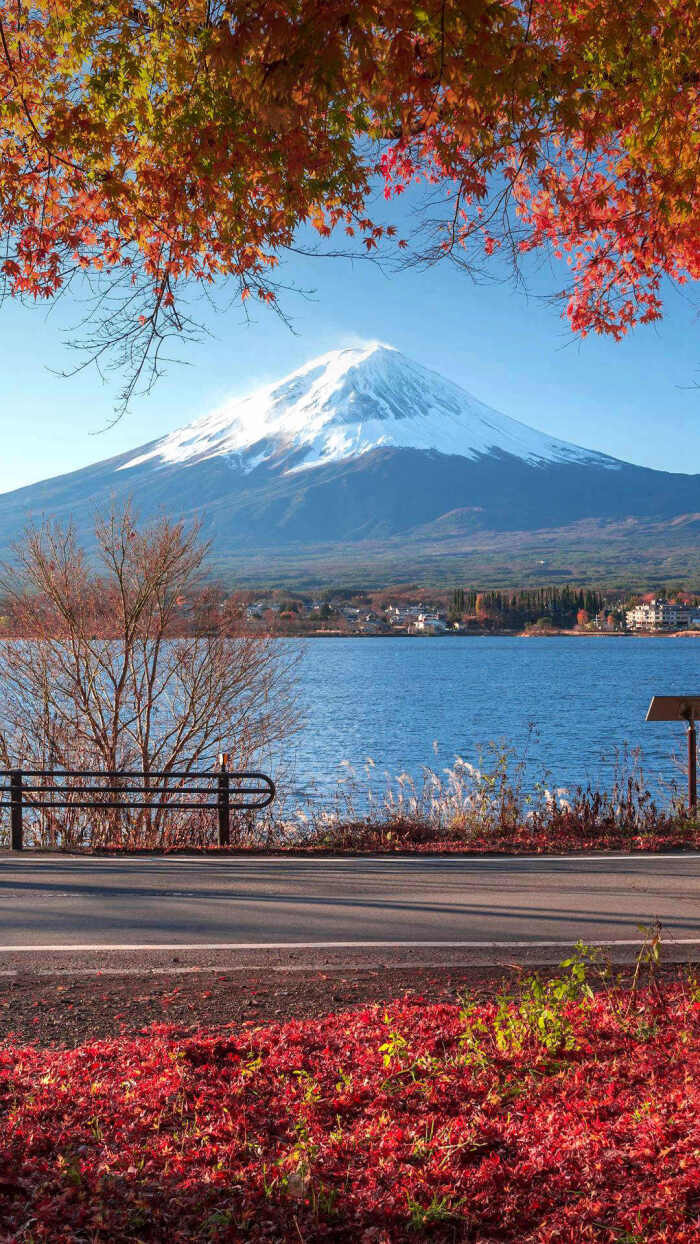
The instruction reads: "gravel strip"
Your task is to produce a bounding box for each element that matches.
[0,960,694,1048]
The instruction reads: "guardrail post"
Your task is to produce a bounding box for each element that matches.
[689,717,697,812]
[10,770,23,851]
[217,754,230,847]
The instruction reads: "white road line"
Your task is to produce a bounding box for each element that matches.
[0,964,376,977]
[0,952,690,978]
[1,938,700,952]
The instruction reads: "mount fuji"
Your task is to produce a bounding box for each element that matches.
[0,344,697,583]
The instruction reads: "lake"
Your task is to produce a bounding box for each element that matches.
[283,637,698,806]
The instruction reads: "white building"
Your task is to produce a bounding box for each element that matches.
[625,599,695,632]
[413,612,447,634]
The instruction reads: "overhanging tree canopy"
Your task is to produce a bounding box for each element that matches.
[0,1,697,405]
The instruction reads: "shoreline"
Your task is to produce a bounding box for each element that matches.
[263,628,700,639]
[3,628,697,640]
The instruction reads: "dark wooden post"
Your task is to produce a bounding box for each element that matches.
[10,770,23,852]
[217,753,230,847]
[689,717,697,812]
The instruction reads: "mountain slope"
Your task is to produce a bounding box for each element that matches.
[120,343,617,475]
[0,344,697,584]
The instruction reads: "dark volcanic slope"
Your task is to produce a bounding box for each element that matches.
[0,443,697,549]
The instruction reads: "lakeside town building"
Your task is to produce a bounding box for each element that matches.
[411,612,448,634]
[231,592,700,637]
[625,599,700,632]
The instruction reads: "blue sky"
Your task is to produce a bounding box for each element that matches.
[0,224,697,493]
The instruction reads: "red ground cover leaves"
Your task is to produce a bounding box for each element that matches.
[272,806,696,855]
[403,830,699,854]
[0,982,698,1241]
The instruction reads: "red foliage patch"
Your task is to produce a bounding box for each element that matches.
[0,983,698,1240]
[93,814,699,857]
[294,816,699,856]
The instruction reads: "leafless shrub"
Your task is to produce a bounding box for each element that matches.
[0,507,300,848]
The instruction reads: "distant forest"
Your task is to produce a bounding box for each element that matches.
[451,587,610,629]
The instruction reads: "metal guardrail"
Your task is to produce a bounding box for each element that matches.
[0,761,275,850]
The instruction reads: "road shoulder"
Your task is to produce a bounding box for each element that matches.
[2,952,696,1048]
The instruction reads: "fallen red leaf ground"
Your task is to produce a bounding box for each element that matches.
[0,976,697,1241]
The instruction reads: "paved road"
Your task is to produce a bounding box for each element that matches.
[0,855,697,968]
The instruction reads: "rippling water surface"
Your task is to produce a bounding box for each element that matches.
[279,637,698,805]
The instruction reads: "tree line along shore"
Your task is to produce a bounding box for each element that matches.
[3,582,699,639]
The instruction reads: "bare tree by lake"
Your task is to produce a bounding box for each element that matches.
[0,508,300,847]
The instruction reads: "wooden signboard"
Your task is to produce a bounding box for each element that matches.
[646,696,699,811]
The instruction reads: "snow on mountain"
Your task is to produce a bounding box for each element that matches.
[119,343,618,477]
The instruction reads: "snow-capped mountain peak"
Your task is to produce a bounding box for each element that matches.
[120,343,616,476]
[0,343,695,582]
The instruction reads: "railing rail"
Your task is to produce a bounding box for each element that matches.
[0,760,275,850]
